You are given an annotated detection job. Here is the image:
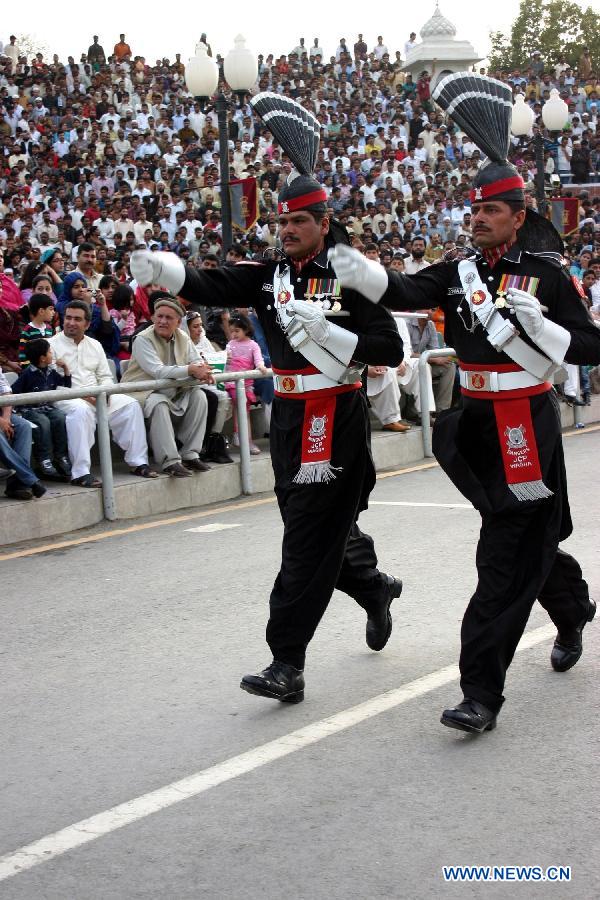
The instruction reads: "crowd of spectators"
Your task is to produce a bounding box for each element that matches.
[1,29,600,499]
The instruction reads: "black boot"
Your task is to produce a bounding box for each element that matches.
[441,698,497,733]
[564,395,585,406]
[240,660,305,703]
[201,432,234,464]
[582,391,591,406]
[364,576,403,651]
[551,599,596,672]
[54,455,72,478]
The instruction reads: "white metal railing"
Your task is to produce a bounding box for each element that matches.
[418,348,456,457]
[0,369,271,520]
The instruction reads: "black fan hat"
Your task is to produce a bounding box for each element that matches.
[251,92,327,215]
[432,72,525,205]
[433,72,564,253]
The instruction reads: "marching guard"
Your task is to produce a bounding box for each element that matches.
[329,74,600,733]
[131,94,404,703]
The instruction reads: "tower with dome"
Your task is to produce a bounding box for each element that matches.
[402,3,482,86]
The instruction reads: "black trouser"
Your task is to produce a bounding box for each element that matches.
[19,407,68,462]
[201,387,218,437]
[266,391,388,669]
[435,391,590,713]
[460,504,590,714]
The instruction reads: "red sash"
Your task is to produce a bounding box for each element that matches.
[459,362,554,502]
[273,366,360,483]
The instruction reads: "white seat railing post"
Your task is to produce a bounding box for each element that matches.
[235,378,252,494]
[95,390,116,521]
[418,348,456,458]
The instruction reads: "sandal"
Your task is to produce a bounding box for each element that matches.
[71,474,102,488]
[131,464,159,479]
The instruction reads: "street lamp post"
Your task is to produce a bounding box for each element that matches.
[511,90,568,215]
[186,36,257,259]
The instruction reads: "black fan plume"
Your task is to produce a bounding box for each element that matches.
[432,73,513,163]
[250,92,319,175]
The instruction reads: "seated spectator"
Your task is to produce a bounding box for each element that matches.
[11,338,72,480]
[0,276,24,375]
[0,248,24,316]
[40,249,66,301]
[185,310,233,464]
[20,272,59,310]
[19,294,56,365]
[49,301,156,487]
[404,312,456,422]
[366,363,411,432]
[224,313,268,454]
[122,296,212,477]
[0,366,46,501]
[58,272,121,370]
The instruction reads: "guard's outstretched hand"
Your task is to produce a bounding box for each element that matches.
[130,250,186,294]
[327,245,388,304]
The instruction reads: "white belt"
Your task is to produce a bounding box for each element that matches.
[460,368,546,393]
[274,372,342,394]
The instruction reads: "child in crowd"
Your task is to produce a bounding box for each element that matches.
[109,283,137,359]
[224,313,267,455]
[19,294,56,365]
[11,338,72,481]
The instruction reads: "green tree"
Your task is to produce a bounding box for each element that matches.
[16,33,50,62]
[488,0,600,71]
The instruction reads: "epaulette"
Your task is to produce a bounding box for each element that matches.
[523,250,565,270]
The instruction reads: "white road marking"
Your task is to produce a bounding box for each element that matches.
[0,623,558,883]
[370,500,474,510]
[184,523,242,534]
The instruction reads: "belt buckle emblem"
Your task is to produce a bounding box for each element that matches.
[281,376,297,392]
[469,372,490,391]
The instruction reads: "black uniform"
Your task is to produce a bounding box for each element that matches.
[382,243,600,713]
[179,241,404,669]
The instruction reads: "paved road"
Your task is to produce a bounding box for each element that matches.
[1,429,599,899]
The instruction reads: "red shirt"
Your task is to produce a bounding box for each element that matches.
[417,77,431,101]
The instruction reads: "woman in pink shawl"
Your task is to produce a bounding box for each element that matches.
[0,248,25,373]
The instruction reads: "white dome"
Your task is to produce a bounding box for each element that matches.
[420,4,457,39]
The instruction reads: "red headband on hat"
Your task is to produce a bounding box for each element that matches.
[470,176,525,205]
[278,188,328,215]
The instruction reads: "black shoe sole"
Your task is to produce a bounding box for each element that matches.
[440,715,497,734]
[240,681,304,703]
[366,579,403,651]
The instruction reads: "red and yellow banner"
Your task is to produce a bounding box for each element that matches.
[229,177,259,232]
[549,197,579,236]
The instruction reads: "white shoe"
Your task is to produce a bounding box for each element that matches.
[249,443,261,455]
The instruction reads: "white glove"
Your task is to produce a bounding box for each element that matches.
[327,245,388,304]
[506,288,544,337]
[286,299,329,345]
[130,250,186,294]
[506,287,570,365]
